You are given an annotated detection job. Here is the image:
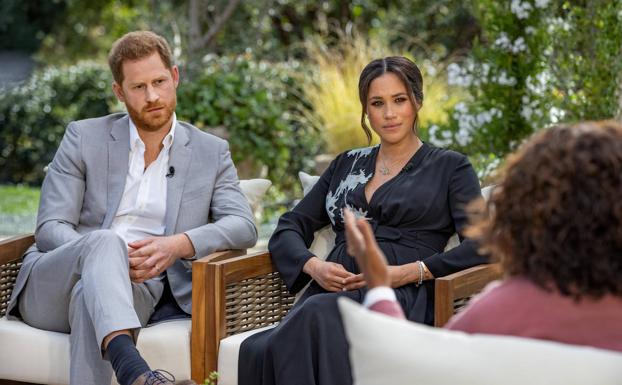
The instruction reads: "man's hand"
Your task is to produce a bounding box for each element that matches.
[344,209,391,289]
[128,233,195,283]
[302,257,355,292]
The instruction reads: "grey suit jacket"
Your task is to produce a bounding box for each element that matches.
[10,113,257,314]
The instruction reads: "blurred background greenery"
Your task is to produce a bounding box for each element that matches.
[1,0,621,236]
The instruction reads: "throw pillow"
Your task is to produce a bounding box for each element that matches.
[339,297,622,385]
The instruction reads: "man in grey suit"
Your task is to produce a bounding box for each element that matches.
[6,31,257,385]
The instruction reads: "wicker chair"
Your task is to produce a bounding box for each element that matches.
[0,234,246,385]
[202,250,503,378]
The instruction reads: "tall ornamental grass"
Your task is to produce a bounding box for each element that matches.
[303,34,463,155]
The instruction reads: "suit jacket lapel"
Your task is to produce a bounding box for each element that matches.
[164,122,191,234]
[102,116,130,229]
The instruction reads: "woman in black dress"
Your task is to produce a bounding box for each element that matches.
[238,56,487,385]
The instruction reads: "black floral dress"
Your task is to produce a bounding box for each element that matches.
[239,143,487,385]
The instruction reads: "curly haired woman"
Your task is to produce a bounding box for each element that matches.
[347,120,622,351]
[445,120,622,350]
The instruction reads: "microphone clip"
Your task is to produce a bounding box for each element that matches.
[166,166,175,178]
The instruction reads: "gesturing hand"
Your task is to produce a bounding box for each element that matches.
[344,209,391,289]
[303,257,355,292]
[128,233,195,283]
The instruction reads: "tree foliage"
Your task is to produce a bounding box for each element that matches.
[0,62,115,184]
[0,0,66,52]
[177,55,321,192]
[427,0,622,179]
[0,56,321,194]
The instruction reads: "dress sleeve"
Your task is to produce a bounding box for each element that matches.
[422,154,488,277]
[268,158,337,293]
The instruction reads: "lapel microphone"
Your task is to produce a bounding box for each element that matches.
[166,166,175,178]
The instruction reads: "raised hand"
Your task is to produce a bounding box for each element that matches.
[344,209,391,289]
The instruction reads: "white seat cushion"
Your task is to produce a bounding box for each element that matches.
[338,297,622,385]
[0,316,191,384]
[217,325,277,385]
[0,316,70,385]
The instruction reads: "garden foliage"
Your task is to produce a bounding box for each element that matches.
[428,0,622,180]
[0,61,114,184]
[177,55,321,192]
[0,57,320,194]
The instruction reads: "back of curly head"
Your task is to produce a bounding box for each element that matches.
[467,120,622,299]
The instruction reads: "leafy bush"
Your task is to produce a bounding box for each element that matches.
[177,55,321,193]
[544,1,622,123]
[1,56,322,194]
[430,0,622,162]
[0,61,115,184]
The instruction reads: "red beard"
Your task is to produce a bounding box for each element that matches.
[126,99,176,132]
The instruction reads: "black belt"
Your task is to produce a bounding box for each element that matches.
[334,224,446,252]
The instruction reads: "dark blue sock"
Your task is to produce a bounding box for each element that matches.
[107,334,150,385]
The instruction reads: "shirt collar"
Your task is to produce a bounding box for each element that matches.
[128,112,177,151]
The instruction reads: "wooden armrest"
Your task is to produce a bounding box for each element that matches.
[0,234,34,265]
[0,234,34,317]
[194,249,247,264]
[191,250,294,380]
[434,263,503,327]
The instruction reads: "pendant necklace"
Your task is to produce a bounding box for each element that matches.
[379,158,391,175]
[378,153,405,176]
[378,141,422,176]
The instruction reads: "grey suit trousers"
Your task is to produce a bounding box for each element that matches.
[17,229,164,385]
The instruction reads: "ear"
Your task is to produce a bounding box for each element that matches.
[412,98,422,112]
[112,82,125,103]
[171,65,180,88]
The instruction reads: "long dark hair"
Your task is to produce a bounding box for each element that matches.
[358,56,424,144]
[467,121,622,299]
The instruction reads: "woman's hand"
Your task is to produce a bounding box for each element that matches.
[303,257,355,292]
[343,265,413,290]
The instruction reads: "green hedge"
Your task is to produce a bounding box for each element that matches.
[0,61,114,184]
[177,56,321,192]
[1,57,321,193]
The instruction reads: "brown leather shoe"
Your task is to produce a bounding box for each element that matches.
[130,369,197,385]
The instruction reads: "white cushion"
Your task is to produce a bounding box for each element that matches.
[0,316,191,385]
[444,185,494,251]
[298,171,335,261]
[217,325,276,385]
[239,178,272,217]
[0,316,70,385]
[338,298,622,385]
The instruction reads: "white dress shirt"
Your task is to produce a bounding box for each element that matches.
[110,114,177,244]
